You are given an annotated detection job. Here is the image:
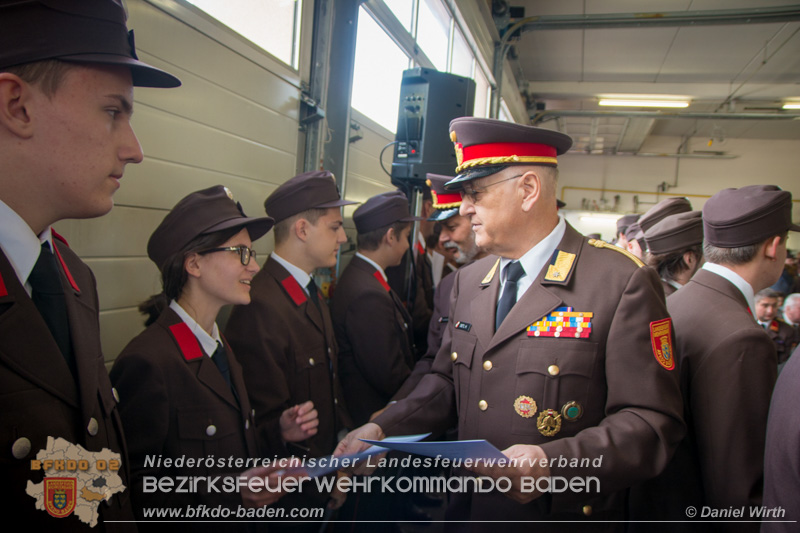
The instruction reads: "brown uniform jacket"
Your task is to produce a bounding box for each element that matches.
[630,268,777,530]
[763,345,800,531]
[110,308,258,527]
[375,224,684,527]
[765,318,799,365]
[225,255,350,458]
[392,268,457,401]
[0,240,136,532]
[331,255,416,426]
[661,278,678,297]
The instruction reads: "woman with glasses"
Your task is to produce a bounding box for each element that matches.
[110,186,318,530]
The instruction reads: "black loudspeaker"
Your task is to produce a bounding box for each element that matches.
[391,68,476,187]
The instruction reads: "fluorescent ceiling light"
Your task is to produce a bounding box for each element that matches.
[782,103,800,110]
[599,99,689,108]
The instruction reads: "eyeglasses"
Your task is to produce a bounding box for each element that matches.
[198,245,256,266]
[460,174,523,203]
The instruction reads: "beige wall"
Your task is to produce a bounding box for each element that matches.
[50,0,800,366]
[557,135,800,249]
[57,0,305,363]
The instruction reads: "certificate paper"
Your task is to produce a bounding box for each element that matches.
[359,438,506,461]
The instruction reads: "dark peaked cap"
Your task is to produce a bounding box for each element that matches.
[264,170,357,223]
[703,185,800,247]
[644,211,703,255]
[617,214,640,233]
[354,191,423,234]
[445,117,573,190]
[148,186,274,271]
[638,197,692,234]
[427,173,461,222]
[0,0,180,88]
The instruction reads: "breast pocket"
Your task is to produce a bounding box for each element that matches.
[511,339,598,437]
[450,332,476,426]
[176,406,242,464]
[294,342,331,403]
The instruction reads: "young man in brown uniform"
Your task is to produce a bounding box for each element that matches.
[331,191,421,427]
[225,171,354,516]
[337,118,684,529]
[643,210,704,296]
[630,185,798,530]
[0,1,179,530]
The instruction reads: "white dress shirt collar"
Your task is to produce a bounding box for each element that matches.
[702,262,756,317]
[499,216,567,302]
[271,252,312,295]
[0,198,54,295]
[169,300,221,357]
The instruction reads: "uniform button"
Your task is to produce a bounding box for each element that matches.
[478,400,488,411]
[206,425,217,437]
[309,358,315,366]
[583,505,592,516]
[112,388,120,403]
[483,361,493,371]
[403,322,408,329]
[87,418,99,436]
[334,398,339,405]
[451,352,458,361]
[12,438,31,460]
[251,409,256,417]
[328,347,332,354]
[548,365,560,376]
[245,420,250,430]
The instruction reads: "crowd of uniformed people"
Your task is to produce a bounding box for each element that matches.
[2,2,800,532]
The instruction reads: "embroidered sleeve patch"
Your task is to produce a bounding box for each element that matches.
[650,318,675,370]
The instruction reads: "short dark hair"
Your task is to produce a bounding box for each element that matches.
[273,207,329,246]
[646,245,702,281]
[755,288,781,304]
[139,226,242,326]
[357,221,411,252]
[2,59,73,97]
[703,233,787,266]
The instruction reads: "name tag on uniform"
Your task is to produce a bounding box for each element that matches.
[455,321,471,332]
[527,306,593,339]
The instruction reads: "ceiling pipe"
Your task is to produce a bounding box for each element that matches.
[532,110,800,123]
[490,4,800,119]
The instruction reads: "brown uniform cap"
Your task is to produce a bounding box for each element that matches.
[426,173,461,222]
[354,191,423,234]
[264,170,357,223]
[644,211,703,255]
[703,185,800,247]
[445,117,573,190]
[148,186,274,270]
[0,0,180,88]
[616,214,640,234]
[625,222,643,242]
[639,197,693,234]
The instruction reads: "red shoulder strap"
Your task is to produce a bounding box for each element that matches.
[50,230,80,293]
[169,323,205,361]
[281,276,307,306]
[0,270,7,298]
[373,271,391,292]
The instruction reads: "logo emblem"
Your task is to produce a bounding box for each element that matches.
[650,318,675,370]
[44,478,77,518]
[537,409,562,437]
[514,396,537,418]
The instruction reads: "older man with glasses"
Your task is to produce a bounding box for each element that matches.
[336,117,684,530]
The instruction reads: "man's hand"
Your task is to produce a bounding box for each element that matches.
[469,445,550,504]
[333,423,385,475]
[280,401,319,442]
[240,458,303,508]
[327,472,350,510]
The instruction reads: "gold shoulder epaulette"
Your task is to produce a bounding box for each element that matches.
[587,238,645,268]
[481,258,501,284]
